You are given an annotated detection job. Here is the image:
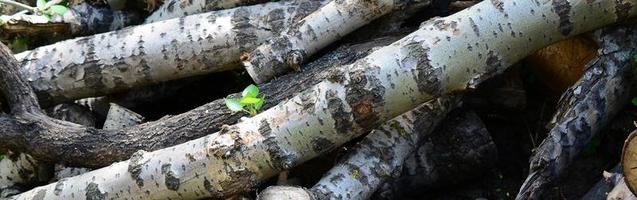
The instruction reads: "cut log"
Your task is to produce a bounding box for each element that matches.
[623,130,637,196]
[144,0,268,23]
[517,24,637,199]
[242,0,431,84]
[14,0,325,105]
[2,0,633,198]
[259,108,498,200]
[6,35,402,167]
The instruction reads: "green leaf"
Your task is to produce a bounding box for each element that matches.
[632,97,637,106]
[254,97,264,110]
[240,97,261,105]
[48,5,68,16]
[242,84,259,98]
[0,154,4,161]
[224,98,244,112]
[37,0,47,9]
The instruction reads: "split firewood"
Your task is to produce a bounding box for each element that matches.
[1,2,141,39]
[259,109,498,200]
[102,103,143,130]
[144,0,268,23]
[14,0,325,105]
[517,24,637,199]
[241,0,431,84]
[2,0,631,199]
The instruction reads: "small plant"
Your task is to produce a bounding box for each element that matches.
[224,84,265,116]
[36,0,68,19]
[0,154,4,161]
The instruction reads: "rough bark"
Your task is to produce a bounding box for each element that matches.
[259,109,497,200]
[242,0,431,84]
[1,3,140,39]
[14,0,325,105]
[517,24,637,200]
[102,103,143,130]
[144,0,268,23]
[0,152,46,198]
[259,95,461,200]
[3,0,634,198]
[6,35,401,167]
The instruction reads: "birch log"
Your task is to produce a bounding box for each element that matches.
[259,96,461,200]
[517,24,637,199]
[14,0,324,105]
[1,3,140,38]
[2,0,632,199]
[259,109,497,200]
[242,0,431,84]
[144,0,268,23]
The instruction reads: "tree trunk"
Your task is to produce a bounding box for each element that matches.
[516,23,636,200]
[14,0,324,105]
[144,0,268,23]
[2,0,633,198]
[242,0,431,84]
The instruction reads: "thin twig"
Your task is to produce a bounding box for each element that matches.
[0,0,35,13]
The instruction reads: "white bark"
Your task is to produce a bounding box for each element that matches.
[242,0,431,83]
[10,0,635,199]
[102,103,143,130]
[0,152,43,198]
[14,0,325,105]
[144,0,268,23]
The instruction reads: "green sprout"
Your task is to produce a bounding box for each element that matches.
[36,0,68,19]
[224,84,265,116]
[0,154,4,161]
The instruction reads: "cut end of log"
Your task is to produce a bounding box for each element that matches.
[258,186,312,200]
[622,130,637,196]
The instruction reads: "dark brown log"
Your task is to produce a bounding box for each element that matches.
[0,36,401,167]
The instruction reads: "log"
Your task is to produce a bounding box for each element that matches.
[258,109,498,200]
[1,3,140,39]
[581,164,622,200]
[144,0,268,23]
[517,23,637,199]
[3,0,633,198]
[6,35,402,167]
[242,0,431,84]
[14,0,325,105]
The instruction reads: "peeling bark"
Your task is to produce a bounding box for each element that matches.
[14,0,325,105]
[1,3,140,39]
[242,0,431,84]
[144,0,268,23]
[517,24,637,200]
[2,0,634,198]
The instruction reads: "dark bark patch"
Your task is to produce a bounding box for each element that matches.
[33,189,47,200]
[346,62,385,130]
[203,177,218,195]
[469,17,480,36]
[326,90,354,134]
[402,42,442,96]
[263,8,286,33]
[490,0,505,12]
[86,182,107,200]
[552,0,573,36]
[262,135,296,170]
[231,8,258,49]
[258,119,272,137]
[161,163,181,191]
[128,150,148,187]
[54,179,66,195]
[614,0,633,21]
[311,137,335,153]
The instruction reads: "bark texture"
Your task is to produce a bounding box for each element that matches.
[3,0,634,198]
[259,108,497,200]
[102,103,143,130]
[581,165,622,200]
[0,152,45,198]
[517,24,637,200]
[14,0,324,105]
[144,0,268,23]
[1,3,140,38]
[4,36,400,167]
[242,0,431,83]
